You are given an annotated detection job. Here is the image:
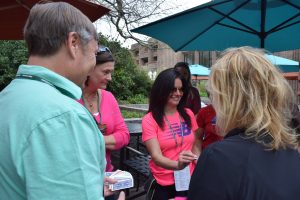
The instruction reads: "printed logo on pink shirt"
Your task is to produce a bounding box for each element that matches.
[164,122,191,140]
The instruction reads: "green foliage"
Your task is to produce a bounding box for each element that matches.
[197,80,208,97]
[121,94,148,104]
[98,34,152,101]
[0,41,28,90]
[121,109,146,118]
[0,36,152,101]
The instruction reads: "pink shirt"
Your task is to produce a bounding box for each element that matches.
[142,109,198,186]
[79,90,130,171]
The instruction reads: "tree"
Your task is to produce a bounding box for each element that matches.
[0,37,152,102]
[94,0,175,44]
[0,41,28,90]
[98,34,152,100]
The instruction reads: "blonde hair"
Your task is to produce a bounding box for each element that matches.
[208,46,298,150]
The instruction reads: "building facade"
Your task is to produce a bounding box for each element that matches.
[130,38,300,75]
[130,38,219,80]
[130,38,300,103]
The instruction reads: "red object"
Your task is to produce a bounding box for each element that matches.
[196,104,223,150]
[0,0,110,40]
[191,75,208,80]
[282,72,298,80]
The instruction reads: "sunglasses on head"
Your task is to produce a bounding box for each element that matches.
[97,46,111,54]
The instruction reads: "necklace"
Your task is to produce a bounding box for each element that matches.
[164,113,184,147]
[83,92,97,108]
[82,91,102,125]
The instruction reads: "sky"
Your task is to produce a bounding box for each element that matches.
[95,0,211,48]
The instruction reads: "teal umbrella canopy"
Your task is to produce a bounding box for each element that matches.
[265,54,299,72]
[189,64,211,76]
[132,0,300,52]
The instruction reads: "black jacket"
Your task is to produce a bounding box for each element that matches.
[188,128,300,200]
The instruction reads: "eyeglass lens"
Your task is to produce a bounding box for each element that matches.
[172,87,183,93]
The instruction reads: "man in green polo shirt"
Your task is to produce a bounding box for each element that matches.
[0,2,123,200]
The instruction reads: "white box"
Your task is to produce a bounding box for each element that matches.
[105,170,134,191]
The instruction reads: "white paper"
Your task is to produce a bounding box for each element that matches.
[174,166,191,191]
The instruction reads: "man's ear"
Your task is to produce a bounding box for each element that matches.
[66,32,80,59]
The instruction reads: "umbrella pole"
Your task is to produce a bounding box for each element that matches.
[260,0,267,49]
[298,63,300,105]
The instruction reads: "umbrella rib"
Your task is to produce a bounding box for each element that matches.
[217,23,256,34]
[269,20,300,34]
[260,0,267,48]
[267,0,300,34]
[282,0,300,9]
[176,0,251,51]
[267,13,300,34]
[209,6,258,34]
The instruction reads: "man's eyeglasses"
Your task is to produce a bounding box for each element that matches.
[97,46,111,54]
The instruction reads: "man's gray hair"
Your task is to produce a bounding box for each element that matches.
[24,2,97,56]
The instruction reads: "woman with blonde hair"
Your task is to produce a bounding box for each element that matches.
[188,46,300,200]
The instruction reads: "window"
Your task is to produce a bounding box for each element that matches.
[152,44,158,51]
[184,52,194,64]
[199,51,212,67]
[141,57,148,65]
[153,56,157,61]
[134,50,139,56]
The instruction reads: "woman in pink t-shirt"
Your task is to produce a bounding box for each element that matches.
[79,46,130,198]
[142,68,202,200]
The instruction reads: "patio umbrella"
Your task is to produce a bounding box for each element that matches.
[189,64,211,76]
[132,0,300,52]
[265,54,299,72]
[0,0,110,40]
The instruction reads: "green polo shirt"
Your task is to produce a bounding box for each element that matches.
[0,65,106,200]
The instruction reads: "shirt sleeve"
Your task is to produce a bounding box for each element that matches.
[108,93,130,150]
[20,111,105,200]
[142,113,159,142]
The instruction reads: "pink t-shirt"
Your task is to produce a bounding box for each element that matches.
[79,89,130,171]
[142,109,198,186]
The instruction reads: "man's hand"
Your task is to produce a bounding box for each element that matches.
[104,177,126,200]
[104,177,116,197]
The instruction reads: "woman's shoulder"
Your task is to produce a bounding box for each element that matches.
[100,89,112,96]
[184,108,194,116]
[100,89,116,100]
[142,112,154,121]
